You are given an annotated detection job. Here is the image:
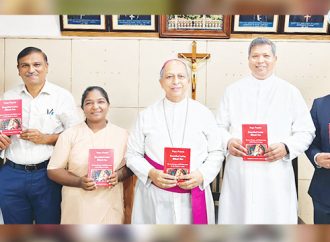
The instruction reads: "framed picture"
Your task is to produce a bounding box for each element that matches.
[110,15,158,32]
[159,15,231,38]
[284,15,329,33]
[60,15,108,31]
[233,15,279,33]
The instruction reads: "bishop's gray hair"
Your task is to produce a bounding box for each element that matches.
[159,59,191,81]
[248,37,276,57]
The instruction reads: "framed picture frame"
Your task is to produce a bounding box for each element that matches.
[159,15,231,39]
[284,15,329,33]
[232,15,279,33]
[60,15,108,31]
[110,15,158,32]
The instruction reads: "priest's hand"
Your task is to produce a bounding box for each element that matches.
[265,143,287,162]
[79,175,96,191]
[107,171,118,188]
[0,133,11,150]
[148,168,177,189]
[315,153,330,169]
[228,138,247,157]
[177,170,203,190]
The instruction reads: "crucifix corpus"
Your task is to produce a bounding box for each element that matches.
[178,41,210,100]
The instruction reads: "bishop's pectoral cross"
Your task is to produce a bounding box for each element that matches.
[178,41,210,100]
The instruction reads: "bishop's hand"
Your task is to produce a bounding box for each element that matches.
[177,170,203,190]
[148,168,177,189]
[228,138,247,157]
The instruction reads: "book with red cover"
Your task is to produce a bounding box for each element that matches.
[242,124,268,161]
[0,99,22,135]
[88,149,114,187]
[164,147,190,181]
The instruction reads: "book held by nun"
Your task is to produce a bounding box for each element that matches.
[88,149,114,186]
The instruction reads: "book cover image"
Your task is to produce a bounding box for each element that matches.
[0,99,22,135]
[242,124,268,161]
[88,149,114,187]
[164,147,190,181]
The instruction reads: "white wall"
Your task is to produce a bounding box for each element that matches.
[0,15,60,37]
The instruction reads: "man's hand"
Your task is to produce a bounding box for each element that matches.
[265,143,288,162]
[315,153,330,169]
[228,138,247,157]
[148,168,177,189]
[20,129,47,144]
[177,170,203,190]
[0,133,11,150]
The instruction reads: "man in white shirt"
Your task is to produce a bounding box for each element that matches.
[217,37,315,224]
[0,47,79,224]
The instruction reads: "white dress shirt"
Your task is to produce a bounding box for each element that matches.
[3,81,79,164]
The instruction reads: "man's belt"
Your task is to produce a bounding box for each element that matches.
[5,159,49,171]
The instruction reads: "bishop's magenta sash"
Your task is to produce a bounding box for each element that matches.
[144,154,208,224]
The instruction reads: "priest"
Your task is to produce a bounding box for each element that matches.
[217,37,315,224]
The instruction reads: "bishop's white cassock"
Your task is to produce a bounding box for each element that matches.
[126,97,224,224]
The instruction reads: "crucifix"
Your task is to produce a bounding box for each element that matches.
[178,41,210,100]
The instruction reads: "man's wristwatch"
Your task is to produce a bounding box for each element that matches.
[283,143,290,155]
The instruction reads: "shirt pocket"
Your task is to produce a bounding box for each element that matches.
[38,113,63,134]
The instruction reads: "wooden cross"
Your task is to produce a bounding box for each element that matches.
[178,41,210,100]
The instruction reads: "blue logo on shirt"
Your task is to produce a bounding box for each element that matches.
[47,109,54,115]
